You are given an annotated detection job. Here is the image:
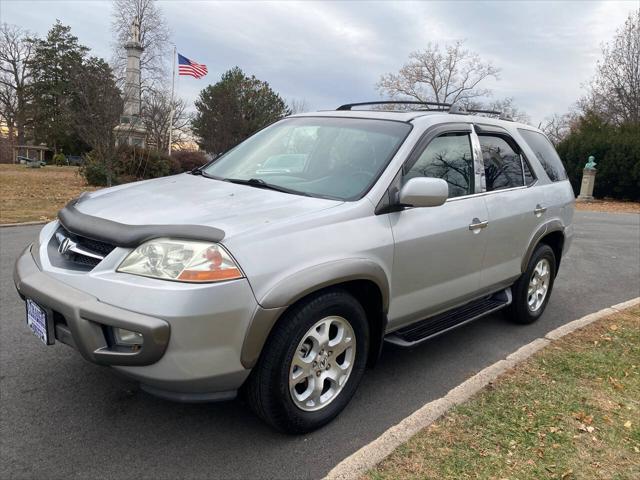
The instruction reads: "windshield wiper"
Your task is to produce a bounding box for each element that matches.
[223,178,310,196]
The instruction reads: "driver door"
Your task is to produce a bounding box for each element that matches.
[387,127,489,328]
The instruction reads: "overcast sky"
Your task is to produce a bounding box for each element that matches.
[1,0,637,125]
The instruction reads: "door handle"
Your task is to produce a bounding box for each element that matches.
[468,218,489,230]
[534,204,547,216]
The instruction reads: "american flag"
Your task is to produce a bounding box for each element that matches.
[178,53,208,79]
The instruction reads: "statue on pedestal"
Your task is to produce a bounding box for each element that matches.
[130,17,140,44]
[578,155,597,201]
[584,155,597,171]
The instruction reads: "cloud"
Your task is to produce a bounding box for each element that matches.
[2,0,636,124]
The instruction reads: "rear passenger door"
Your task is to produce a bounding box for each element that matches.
[475,126,544,290]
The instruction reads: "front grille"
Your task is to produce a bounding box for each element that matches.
[49,226,116,271]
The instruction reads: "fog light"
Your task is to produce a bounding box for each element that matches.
[113,327,143,347]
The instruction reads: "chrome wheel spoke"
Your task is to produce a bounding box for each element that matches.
[290,355,312,382]
[331,334,354,359]
[308,320,330,347]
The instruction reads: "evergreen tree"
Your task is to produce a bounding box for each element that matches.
[192,67,290,154]
[28,21,88,153]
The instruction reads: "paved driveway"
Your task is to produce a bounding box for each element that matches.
[1,211,639,480]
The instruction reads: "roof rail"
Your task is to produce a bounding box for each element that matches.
[336,100,506,119]
[336,101,451,111]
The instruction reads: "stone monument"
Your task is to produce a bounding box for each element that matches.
[114,17,146,147]
[577,155,597,201]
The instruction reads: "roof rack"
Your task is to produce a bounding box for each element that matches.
[336,101,451,111]
[336,100,508,119]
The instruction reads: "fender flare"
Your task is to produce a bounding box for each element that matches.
[521,220,565,273]
[240,259,390,368]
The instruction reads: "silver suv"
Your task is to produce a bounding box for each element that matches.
[14,102,574,433]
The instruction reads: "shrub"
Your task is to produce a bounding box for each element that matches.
[53,153,67,166]
[556,114,640,200]
[170,150,208,174]
[114,145,172,183]
[79,152,109,186]
[80,146,173,186]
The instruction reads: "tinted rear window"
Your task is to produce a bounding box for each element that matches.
[518,129,567,182]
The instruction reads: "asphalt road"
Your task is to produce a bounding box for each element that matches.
[1,211,639,480]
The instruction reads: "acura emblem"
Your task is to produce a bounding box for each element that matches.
[58,237,76,256]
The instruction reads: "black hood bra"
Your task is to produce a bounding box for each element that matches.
[58,198,226,248]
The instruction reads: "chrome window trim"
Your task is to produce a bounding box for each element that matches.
[470,125,486,194]
[445,180,539,203]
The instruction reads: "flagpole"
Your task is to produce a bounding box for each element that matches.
[168,45,176,156]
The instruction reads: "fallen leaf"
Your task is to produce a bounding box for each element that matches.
[624,420,632,429]
[609,324,618,331]
[562,469,574,479]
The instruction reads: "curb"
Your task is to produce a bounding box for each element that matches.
[324,297,640,480]
[0,221,48,228]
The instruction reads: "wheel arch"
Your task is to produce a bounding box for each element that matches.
[240,260,390,369]
[522,221,565,275]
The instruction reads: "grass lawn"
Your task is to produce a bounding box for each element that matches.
[0,164,97,224]
[367,306,640,480]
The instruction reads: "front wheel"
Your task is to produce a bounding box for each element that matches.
[507,244,556,324]
[245,289,369,433]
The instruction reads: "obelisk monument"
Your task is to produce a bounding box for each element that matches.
[114,17,146,147]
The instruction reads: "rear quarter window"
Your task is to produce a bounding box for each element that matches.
[518,129,568,182]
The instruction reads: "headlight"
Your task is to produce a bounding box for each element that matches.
[117,239,243,283]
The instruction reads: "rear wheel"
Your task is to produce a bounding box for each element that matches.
[507,244,556,324]
[245,289,369,433]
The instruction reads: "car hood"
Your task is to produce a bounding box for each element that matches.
[74,174,342,238]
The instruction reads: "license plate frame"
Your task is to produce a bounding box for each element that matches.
[25,298,54,345]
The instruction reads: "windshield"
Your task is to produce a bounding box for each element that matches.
[203,117,412,200]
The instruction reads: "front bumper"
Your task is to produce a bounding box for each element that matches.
[14,241,257,398]
[14,245,170,366]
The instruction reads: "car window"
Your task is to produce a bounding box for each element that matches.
[518,129,568,182]
[523,157,536,186]
[405,133,474,198]
[203,117,411,200]
[479,135,525,191]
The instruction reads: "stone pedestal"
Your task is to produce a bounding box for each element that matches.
[577,168,597,201]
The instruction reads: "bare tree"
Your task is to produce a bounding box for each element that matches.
[539,113,573,146]
[0,23,35,158]
[69,57,123,186]
[378,41,500,106]
[581,9,639,125]
[142,89,190,152]
[288,98,309,114]
[111,0,170,90]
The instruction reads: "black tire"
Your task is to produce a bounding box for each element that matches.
[245,289,369,434]
[507,243,556,324]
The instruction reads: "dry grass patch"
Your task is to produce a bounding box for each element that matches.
[575,199,640,214]
[0,164,98,224]
[367,306,640,480]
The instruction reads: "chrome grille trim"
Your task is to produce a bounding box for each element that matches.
[55,232,105,260]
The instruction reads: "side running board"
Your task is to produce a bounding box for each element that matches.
[385,288,512,347]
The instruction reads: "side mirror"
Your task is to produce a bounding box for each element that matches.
[398,177,449,208]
